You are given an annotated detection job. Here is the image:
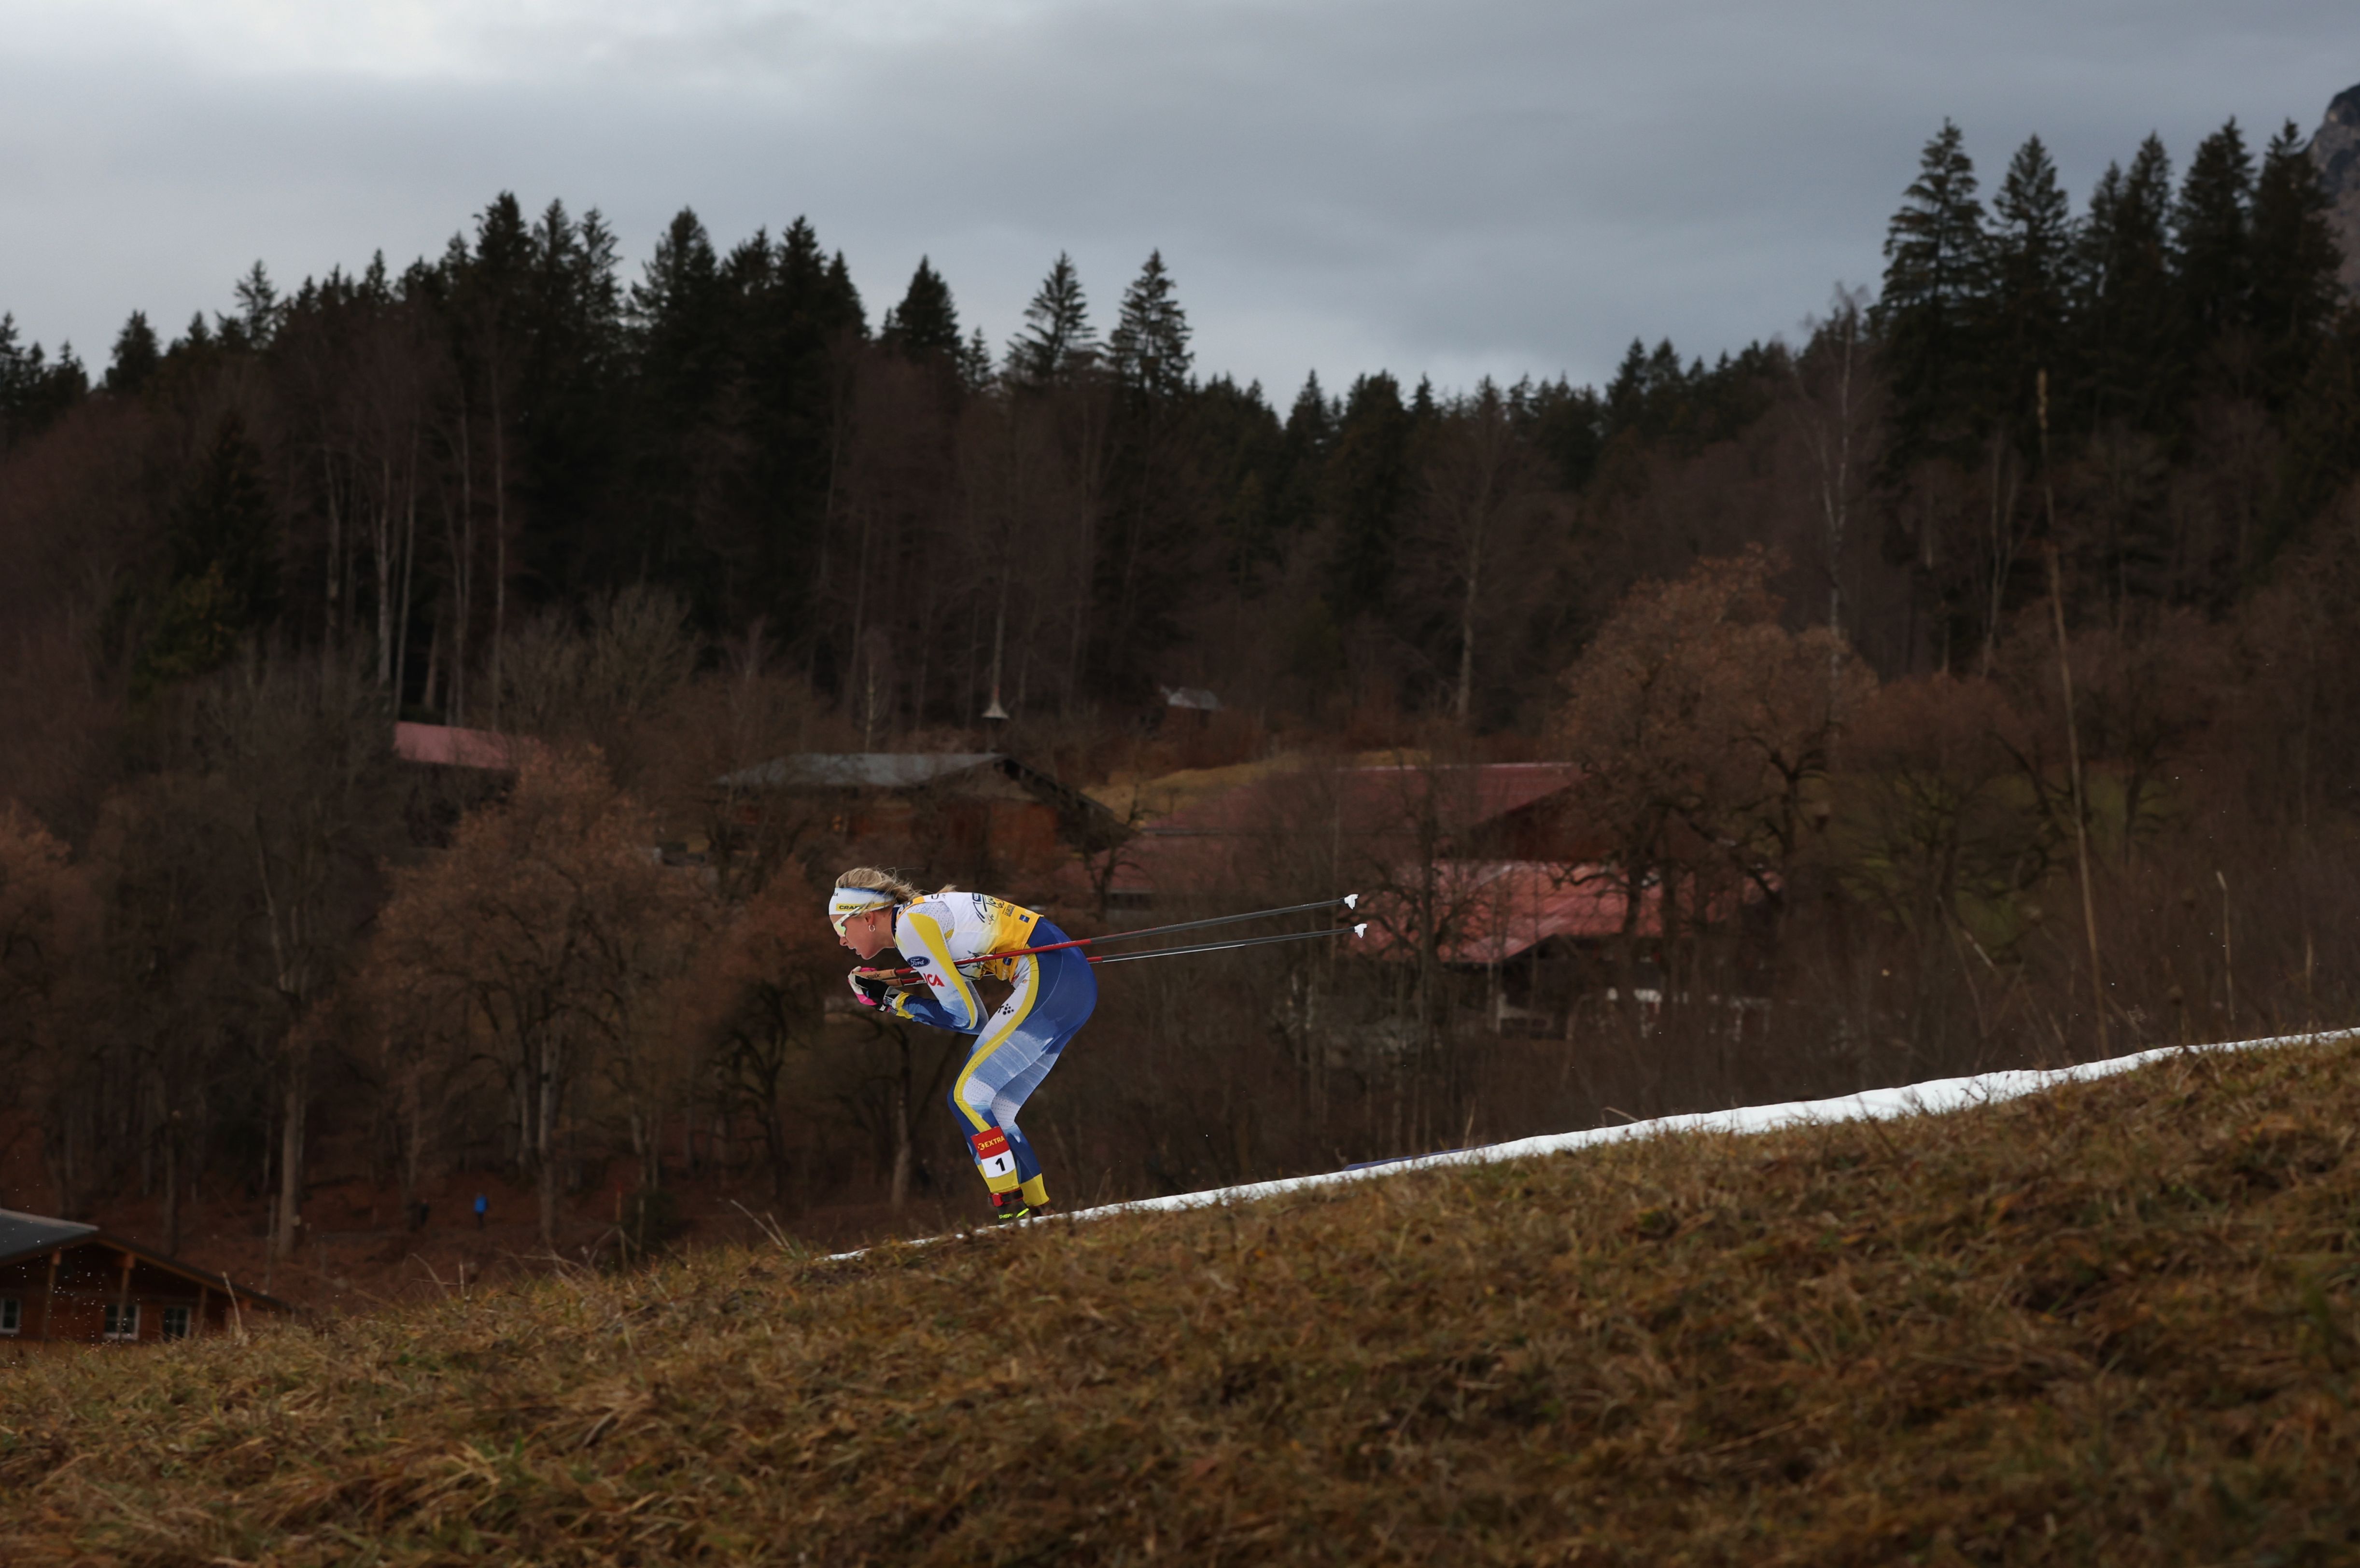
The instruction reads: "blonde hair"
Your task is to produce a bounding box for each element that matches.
[833,867,958,903]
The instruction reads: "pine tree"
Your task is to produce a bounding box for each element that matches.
[630,208,725,383]
[1516,375,1607,491]
[0,319,87,453]
[232,261,282,349]
[0,314,29,442]
[1324,372,1412,616]
[131,412,282,695]
[1875,120,1989,465]
[2248,120,2345,401]
[1005,253,1096,388]
[173,412,280,616]
[823,252,866,337]
[2075,136,2177,434]
[1108,251,1193,400]
[1272,371,1334,542]
[774,219,832,320]
[2272,308,2360,560]
[1982,134,2075,440]
[958,325,995,391]
[105,310,161,397]
[879,257,960,359]
[2173,119,2255,354]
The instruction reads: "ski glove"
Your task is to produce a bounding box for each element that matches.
[846,968,890,1009]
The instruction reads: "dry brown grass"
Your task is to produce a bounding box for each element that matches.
[4,1036,2358,1566]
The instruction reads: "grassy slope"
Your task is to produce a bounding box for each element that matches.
[4,1040,2358,1567]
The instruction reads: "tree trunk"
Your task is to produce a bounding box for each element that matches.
[536,1033,562,1246]
[272,1048,308,1261]
[161,1119,181,1258]
[889,1050,914,1213]
[490,371,507,730]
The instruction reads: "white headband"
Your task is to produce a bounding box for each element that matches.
[828,886,895,932]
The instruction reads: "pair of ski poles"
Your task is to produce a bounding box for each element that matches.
[881,893,1366,983]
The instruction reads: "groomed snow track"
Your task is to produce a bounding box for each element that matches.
[830,1026,2359,1260]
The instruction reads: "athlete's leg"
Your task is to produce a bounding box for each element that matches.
[980,944,1096,1211]
[947,956,1048,1216]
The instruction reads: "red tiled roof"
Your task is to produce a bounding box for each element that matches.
[1358,861,1659,964]
[1107,763,1583,897]
[1359,860,1770,965]
[393,722,547,771]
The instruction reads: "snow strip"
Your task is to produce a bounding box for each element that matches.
[827,1026,2358,1260]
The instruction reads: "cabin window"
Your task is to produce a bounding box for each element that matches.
[161,1305,192,1339]
[0,1297,19,1334]
[103,1302,140,1341]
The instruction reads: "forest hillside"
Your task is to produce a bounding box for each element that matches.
[2,92,2359,1288]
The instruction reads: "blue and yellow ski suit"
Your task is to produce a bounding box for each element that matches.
[881,891,1096,1214]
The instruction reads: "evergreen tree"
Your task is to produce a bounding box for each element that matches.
[879,257,960,359]
[2272,307,2360,559]
[1514,375,1606,491]
[958,325,996,391]
[2248,120,2345,401]
[105,310,161,397]
[231,261,282,350]
[1108,251,1193,400]
[1602,339,1657,438]
[510,198,629,602]
[1271,371,1335,542]
[1324,371,1412,616]
[823,252,866,337]
[1981,134,2075,440]
[173,412,280,617]
[1005,253,1096,388]
[1875,120,1989,465]
[2075,135,2177,434]
[2172,119,2255,354]
[1193,375,1288,586]
[0,318,87,454]
[0,314,32,450]
[133,413,282,696]
[630,207,726,392]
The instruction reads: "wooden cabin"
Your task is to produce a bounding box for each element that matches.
[716,752,1127,882]
[0,1208,289,1351]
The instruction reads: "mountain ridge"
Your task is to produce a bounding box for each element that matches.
[2311,80,2360,294]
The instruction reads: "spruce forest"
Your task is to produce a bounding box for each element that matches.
[3,109,2360,1288]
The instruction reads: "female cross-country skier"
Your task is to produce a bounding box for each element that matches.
[829,868,1096,1222]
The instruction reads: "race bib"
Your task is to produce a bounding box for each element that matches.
[968,1126,1016,1179]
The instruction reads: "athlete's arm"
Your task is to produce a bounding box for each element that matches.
[894,909,985,1031]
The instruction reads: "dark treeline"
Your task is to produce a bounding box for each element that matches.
[2,109,2358,1264]
[3,115,2350,775]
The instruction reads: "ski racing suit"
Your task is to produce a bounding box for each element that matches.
[881,891,1096,1215]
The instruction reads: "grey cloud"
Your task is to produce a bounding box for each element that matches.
[3,0,2352,396]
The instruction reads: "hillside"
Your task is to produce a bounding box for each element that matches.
[4,1034,2358,1566]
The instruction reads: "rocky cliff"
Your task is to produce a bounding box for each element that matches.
[2311,82,2360,295]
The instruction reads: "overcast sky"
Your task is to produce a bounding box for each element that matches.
[2,0,2353,399]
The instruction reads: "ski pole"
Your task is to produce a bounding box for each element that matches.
[1087,923,1369,966]
[904,893,1362,972]
[871,899,1366,984]
[1015,892,1359,960]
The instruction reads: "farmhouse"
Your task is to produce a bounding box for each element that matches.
[718,751,1128,881]
[0,1208,288,1352]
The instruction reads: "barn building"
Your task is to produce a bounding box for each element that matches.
[717,752,1128,883]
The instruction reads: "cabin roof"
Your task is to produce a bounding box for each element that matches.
[0,1207,292,1311]
[0,1208,97,1268]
